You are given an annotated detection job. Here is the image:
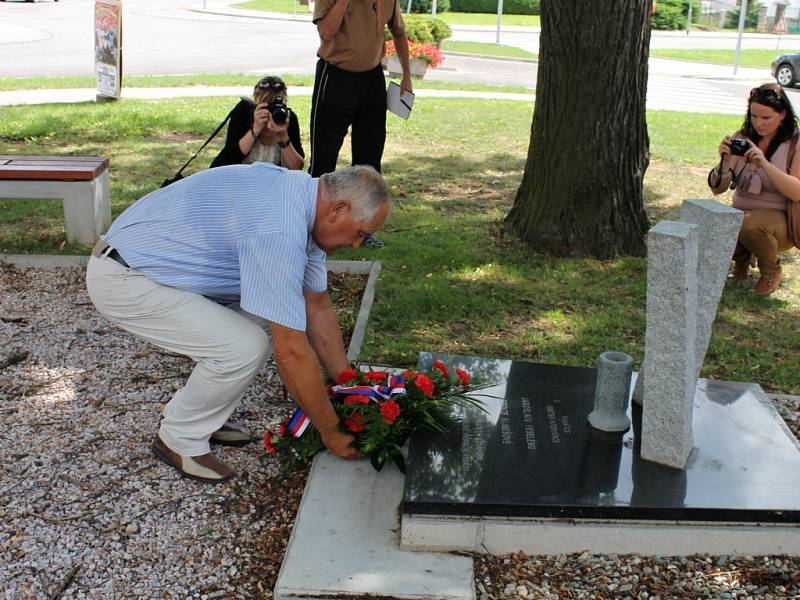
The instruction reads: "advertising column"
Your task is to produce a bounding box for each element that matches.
[95,0,123,101]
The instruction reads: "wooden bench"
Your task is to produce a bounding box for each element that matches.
[0,156,111,245]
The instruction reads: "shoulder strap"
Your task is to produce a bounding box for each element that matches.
[173,108,235,177]
[786,131,799,175]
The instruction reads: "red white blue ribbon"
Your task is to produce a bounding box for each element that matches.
[332,375,407,402]
[285,375,406,438]
[286,408,310,438]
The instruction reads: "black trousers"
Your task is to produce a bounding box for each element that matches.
[309,58,387,177]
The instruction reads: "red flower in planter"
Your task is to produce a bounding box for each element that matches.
[456,368,471,388]
[385,39,444,68]
[379,400,401,424]
[402,369,418,379]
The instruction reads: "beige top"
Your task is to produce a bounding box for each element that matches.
[314,0,405,72]
[732,136,792,213]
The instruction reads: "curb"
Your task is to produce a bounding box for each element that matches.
[0,254,381,362]
[443,50,536,63]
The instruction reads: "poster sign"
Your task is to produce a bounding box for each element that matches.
[95,0,122,100]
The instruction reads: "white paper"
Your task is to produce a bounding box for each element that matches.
[387,81,414,119]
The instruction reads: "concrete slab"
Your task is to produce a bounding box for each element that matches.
[401,514,800,556]
[274,453,475,600]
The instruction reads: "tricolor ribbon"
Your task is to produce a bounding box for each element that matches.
[333,374,407,402]
[286,375,406,438]
[286,408,310,438]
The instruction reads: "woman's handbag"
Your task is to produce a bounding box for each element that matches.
[784,132,800,249]
[161,109,234,188]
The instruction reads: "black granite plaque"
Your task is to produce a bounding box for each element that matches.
[403,353,800,523]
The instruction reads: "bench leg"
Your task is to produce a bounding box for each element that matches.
[62,172,111,245]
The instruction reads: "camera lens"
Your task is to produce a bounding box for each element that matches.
[271,107,288,125]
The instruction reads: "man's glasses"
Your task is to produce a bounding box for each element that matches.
[256,78,286,91]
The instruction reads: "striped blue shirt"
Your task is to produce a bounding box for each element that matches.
[104,163,326,331]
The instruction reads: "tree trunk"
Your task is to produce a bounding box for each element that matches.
[507,0,652,258]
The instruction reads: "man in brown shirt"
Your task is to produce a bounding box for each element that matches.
[309,0,412,243]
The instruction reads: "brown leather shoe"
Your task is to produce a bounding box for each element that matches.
[730,261,750,281]
[752,270,784,296]
[151,435,235,483]
[210,423,252,447]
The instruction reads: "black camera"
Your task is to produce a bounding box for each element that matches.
[244,96,290,126]
[729,138,749,156]
[266,97,289,125]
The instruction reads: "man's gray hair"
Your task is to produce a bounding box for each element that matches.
[320,165,391,223]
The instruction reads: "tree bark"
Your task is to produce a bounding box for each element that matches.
[507,0,652,258]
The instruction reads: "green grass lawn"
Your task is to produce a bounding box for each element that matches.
[441,40,536,60]
[0,73,532,94]
[649,48,797,68]
[232,0,540,26]
[0,97,797,393]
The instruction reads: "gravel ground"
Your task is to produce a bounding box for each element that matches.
[1,264,799,599]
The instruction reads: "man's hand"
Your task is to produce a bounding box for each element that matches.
[400,72,413,96]
[322,429,362,459]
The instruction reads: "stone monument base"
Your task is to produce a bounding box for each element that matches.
[401,356,800,556]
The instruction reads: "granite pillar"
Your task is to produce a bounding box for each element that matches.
[633,200,743,406]
[640,221,699,469]
[679,200,743,382]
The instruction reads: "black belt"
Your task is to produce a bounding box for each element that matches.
[93,239,130,268]
[106,248,129,268]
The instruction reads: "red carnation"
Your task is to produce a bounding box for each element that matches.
[379,400,401,424]
[262,433,277,454]
[432,360,449,379]
[456,368,471,388]
[401,369,418,379]
[414,374,435,398]
[278,424,288,437]
[344,394,369,405]
[335,368,360,385]
[345,413,365,432]
[365,370,389,384]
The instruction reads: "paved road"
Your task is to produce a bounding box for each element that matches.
[0,0,796,114]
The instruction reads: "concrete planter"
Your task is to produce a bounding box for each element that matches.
[384,55,429,79]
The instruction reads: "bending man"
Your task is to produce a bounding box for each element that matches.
[86,164,391,483]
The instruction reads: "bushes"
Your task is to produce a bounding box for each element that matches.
[725,0,760,28]
[651,0,700,30]
[405,0,451,14]
[449,0,539,15]
[389,15,453,44]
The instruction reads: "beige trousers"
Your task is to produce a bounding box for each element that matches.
[86,255,272,456]
[733,208,794,275]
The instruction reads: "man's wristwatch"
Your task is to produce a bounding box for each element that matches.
[278,140,290,149]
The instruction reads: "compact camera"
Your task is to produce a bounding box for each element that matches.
[729,138,749,156]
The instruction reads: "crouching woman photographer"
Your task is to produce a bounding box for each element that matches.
[210,76,304,170]
[708,83,800,296]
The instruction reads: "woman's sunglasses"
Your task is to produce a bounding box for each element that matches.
[256,79,286,91]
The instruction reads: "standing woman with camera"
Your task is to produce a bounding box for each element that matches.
[210,76,304,170]
[708,83,800,296]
